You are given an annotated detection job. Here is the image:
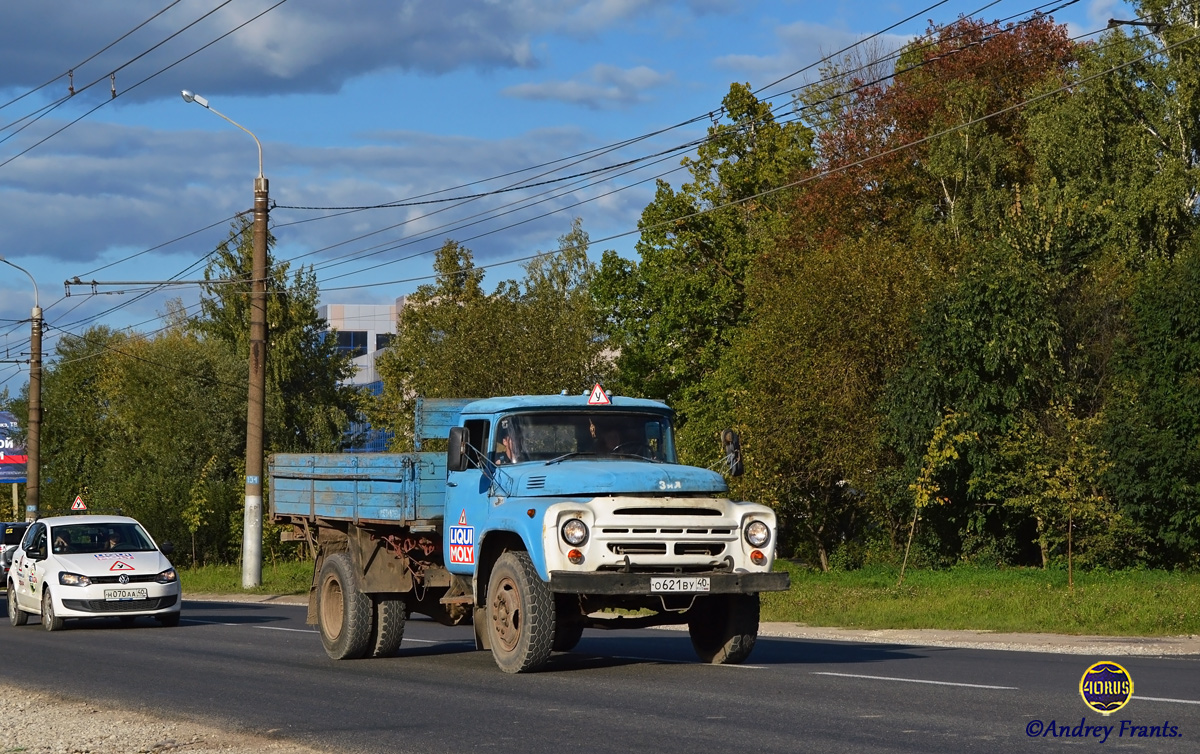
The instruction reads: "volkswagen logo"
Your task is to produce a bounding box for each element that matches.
[118,574,129,585]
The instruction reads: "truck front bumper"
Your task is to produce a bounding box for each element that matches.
[547,570,789,595]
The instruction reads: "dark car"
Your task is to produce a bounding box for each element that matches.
[2,522,29,582]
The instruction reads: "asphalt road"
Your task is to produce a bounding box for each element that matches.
[6,600,1200,753]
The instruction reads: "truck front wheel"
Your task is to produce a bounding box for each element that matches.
[317,553,372,660]
[486,551,555,673]
[687,593,760,664]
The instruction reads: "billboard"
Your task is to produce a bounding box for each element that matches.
[0,411,26,484]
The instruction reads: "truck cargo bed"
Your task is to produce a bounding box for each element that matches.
[270,452,447,524]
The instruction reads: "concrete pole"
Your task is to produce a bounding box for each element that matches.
[242,175,268,588]
[25,305,40,522]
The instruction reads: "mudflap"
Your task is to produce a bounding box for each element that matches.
[473,606,491,650]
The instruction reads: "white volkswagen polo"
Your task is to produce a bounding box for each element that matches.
[7,515,181,630]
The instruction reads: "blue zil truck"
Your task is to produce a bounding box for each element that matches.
[270,390,789,673]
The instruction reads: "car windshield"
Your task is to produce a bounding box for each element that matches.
[50,522,157,555]
[493,411,677,464]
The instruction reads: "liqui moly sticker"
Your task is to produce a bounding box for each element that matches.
[448,510,474,565]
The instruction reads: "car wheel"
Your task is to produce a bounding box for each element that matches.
[157,611,181,627]
[41,588,65,632]
[8,586,28,627]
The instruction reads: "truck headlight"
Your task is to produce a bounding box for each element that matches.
[561,519,589,546]
[744,520,771,548]
[59,572,91,587]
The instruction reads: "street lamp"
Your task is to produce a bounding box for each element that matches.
[181,89,268,589]
[0,256,41,522]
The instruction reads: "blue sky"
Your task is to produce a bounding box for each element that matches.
[0,0,1129,393]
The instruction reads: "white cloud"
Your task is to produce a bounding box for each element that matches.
[0,0,694,102]
[503,64,674,109]
[715,21,907,93]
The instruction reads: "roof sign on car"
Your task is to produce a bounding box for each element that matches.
[588,384,611,405]
[71,495,87,511]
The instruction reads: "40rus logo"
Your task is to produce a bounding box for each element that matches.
[1080,661,1134,715]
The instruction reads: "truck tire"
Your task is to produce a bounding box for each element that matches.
[486,551,555,673]
[552,594,585,652]
[8,587,28,626]
[317,553,372,660]
[687,593,759,664]
[370,596,406,658]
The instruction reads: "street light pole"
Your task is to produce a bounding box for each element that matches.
[0,256,40,522]
[182,90,267,588]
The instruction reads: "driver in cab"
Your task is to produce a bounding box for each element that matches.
[494,421,525,465]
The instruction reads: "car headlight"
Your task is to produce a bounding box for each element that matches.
[155,568,178,585]
[744,520,771,548]
[59,572,91,587]
[561,518,589,546]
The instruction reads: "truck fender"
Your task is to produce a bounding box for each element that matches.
[471,530,527,650]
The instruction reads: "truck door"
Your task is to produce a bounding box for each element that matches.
[445,419,490,576]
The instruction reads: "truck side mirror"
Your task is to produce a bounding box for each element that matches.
[721,428,744,477]
[447,426,470,473]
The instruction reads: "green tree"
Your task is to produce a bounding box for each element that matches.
[192,217,359,454]
[11,324,247,562]
[593,83,815,462]
[373,223,610,446]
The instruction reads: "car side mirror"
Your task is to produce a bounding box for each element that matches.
[447,426,470,473]
[721,428,744,477]
[160,541,175,556]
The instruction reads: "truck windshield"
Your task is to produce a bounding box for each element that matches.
[493,412,676,464]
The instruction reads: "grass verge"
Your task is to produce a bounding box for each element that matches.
[180,559,311,596]
[762,562,1200,636]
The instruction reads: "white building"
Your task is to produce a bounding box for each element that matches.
[318,298,405,387]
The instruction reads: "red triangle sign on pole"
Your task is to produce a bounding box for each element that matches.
[71,495,87,511]
[587,383,611,405]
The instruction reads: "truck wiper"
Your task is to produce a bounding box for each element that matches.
[544,451,597,465]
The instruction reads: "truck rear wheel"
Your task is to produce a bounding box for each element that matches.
[486,551,555,673]
[687,593,759,664]
[318,553,372,660]
[370,596,406,658]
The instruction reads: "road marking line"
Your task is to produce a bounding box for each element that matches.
[183,619,238,626]
[1133,695,1200,705]
[609,654,766,669]
[253,625,317,633]
[402,638,475,645]
[813,671,1017,690]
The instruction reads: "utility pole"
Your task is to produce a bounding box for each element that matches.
[182,90,267,588]
[27,303,41,522]
[0,256,40,521]
[244,172,268,588]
